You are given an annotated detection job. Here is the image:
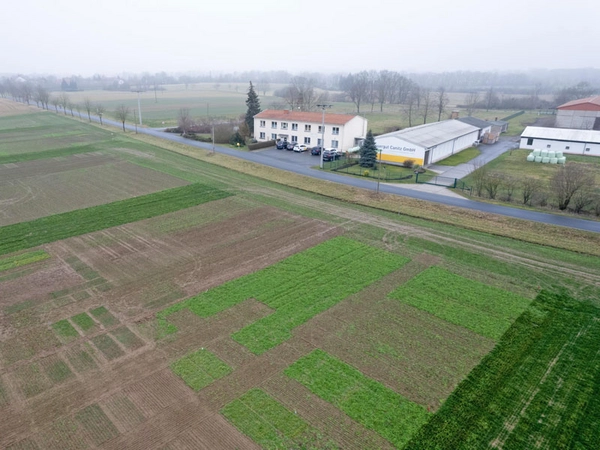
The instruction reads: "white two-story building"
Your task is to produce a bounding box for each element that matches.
[253,110,367,151]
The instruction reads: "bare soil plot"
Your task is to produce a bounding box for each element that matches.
[0,99,37,117]
[0,155,189,226]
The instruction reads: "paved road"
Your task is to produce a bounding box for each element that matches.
[92,115,600,233]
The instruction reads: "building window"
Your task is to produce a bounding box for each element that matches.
[260,120,266,128]
[271,133,277,140]
[305,125,311,132]
[331,140,339,148]
[291,135,298,143]
[281,122,288,130]
[304,137,311,144]
[271,121,277,129]
[565,146,570,150]
[292,123,298,131]
[526,138,533,145]
[259,132,265,139]
[318,125,323,133]
[332,127,340,135]
[546,144,551,148]
[317,138,322,146]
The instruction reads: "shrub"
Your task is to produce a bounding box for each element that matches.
[403,159,415,169]
[229,131,246,146]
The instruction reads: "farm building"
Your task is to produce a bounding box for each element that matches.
[555,95,600,130]
[253,110,367,151]
[520,126,600,156]
[374,120,480,166]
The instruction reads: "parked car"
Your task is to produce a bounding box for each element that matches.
[324,147,339,155]
[311,146,322,155]
[276,140,287,150]
[322,150,340,161]
[286,142,295,150]
[293,144,309,152]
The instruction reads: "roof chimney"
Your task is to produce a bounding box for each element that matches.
[451,110,459,120]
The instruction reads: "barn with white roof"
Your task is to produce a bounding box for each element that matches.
[374,120,480,166]
[520,126,600,156]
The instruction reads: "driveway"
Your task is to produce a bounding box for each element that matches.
[256,146,320,168]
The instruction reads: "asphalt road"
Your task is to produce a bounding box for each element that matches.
[95,115,600,233]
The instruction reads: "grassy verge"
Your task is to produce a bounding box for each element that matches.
[0,250,50,272]
[221,389,318,449]
[170,349,232,391]
[405,290,600,449]
[285,349,429,448]
[0,144,102,164]
[435,147,480,166]
[389,266,531,340]
[158,237,408,350]
[0,183,232,257]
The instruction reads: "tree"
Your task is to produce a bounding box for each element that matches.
[35,86,50,110]
[551,163,594,210]
[521,177,542,205]
[375,70,395,112]
[245,81,261,137]
[485,87,499,111]
[50,96,60,113]
[405,88,419,128]
[483,172,503,199]
[342,71,370,114]
[359,130,378,168]
[58,92,70,115]
[83,97,93,121]
[256,80,270,96]
[177,107,193,135]
[465,92,480,116]
[115,104,130,131]
[435,86,450,121]
[420,89,433,124]
[470,161,488,197]
[96,103,106,125]
[289,77,322,111]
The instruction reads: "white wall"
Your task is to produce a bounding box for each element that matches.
[556,110,600,129]
[429,130,479,163]
[519,137,600,156]
[375,136,425,165]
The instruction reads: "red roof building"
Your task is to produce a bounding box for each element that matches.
[555,96,600,130]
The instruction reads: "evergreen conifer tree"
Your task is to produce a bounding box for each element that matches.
[359,129,378,167]
[245,81,261,137]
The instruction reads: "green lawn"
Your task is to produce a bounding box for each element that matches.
[286,349,429,449]
[435,147,481,166]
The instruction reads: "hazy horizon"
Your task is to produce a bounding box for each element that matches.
[2,0,599,77]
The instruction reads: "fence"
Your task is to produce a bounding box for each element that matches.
[501,111,525,121]
[328,159,413,182]
[415,172,458,188]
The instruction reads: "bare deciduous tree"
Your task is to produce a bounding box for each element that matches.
[177,107,193,135]
[342,71,370,114]
[571,186,594,213]
[420,89,433,124]
[435,86,450,121]
[483,172,503,199]
[115,104,130,131]
[521,177,542,205]
[551,163,594,210]
[465,92,480,116]
[96,103,106,125]
[50,96,60,113]
[83,97,94,121]
[470,161,488,197]
[58,92,70,115]
[502,175,518,202]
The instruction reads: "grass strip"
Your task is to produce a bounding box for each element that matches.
[158,237,408,351]
[221,389,313,448]
[0,144,100,164]
[0,183,232,257]
[51,319,80,342]
[286,349,429,448]
[71,313,96,332]
[435,147,481,166]
[389,266,531,340]
[0,250,50,272]
[170,348,232,391]
[405,291,600,449]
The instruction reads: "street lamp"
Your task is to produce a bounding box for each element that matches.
[317,104,332,169]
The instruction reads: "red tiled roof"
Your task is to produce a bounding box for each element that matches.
[254,110,358,125]
[557,95,600,110]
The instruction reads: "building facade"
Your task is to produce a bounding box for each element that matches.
[520,126,600,156]
[253,110,367,150]
[374,120,480,166]
[555,96,600,130]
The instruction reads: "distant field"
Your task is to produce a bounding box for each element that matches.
[0,106,599,449]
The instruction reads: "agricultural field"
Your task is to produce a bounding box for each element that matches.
[0,106,599,449]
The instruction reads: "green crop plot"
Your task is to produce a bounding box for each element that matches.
[89,306,119,327]
[406,291,600,449]
[0,183,232,257]
[111,327,144,350]
[286,350,429,448]
[44,359,74,384]
[51,320,80,343]
[75,403,120,446]
[91,334,124,360]
[0,250,50,272]
[170,349,232,391]
[70,313,96,332]
[159,237,408,352]
[389,266,531,340]
[222,389,314,449]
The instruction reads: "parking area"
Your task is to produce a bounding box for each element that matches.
[255,146,323,168]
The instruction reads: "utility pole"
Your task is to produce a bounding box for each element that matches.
[133,89,143,125]
[212,123,215,154]
[133,109,138,134]
[377,148,382,193]
[317,104,332,169]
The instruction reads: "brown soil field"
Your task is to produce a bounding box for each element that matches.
[0,98,38,117]
[0,154,189,226]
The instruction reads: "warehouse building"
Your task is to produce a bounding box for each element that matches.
[253,110,367,151]
[555,95,600,130]
[520,126,600,156]
[374,120,480,166]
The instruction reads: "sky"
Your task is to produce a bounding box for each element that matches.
[2,0,599,76]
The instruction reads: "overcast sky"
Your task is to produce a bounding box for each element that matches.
[2,0,599,76]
